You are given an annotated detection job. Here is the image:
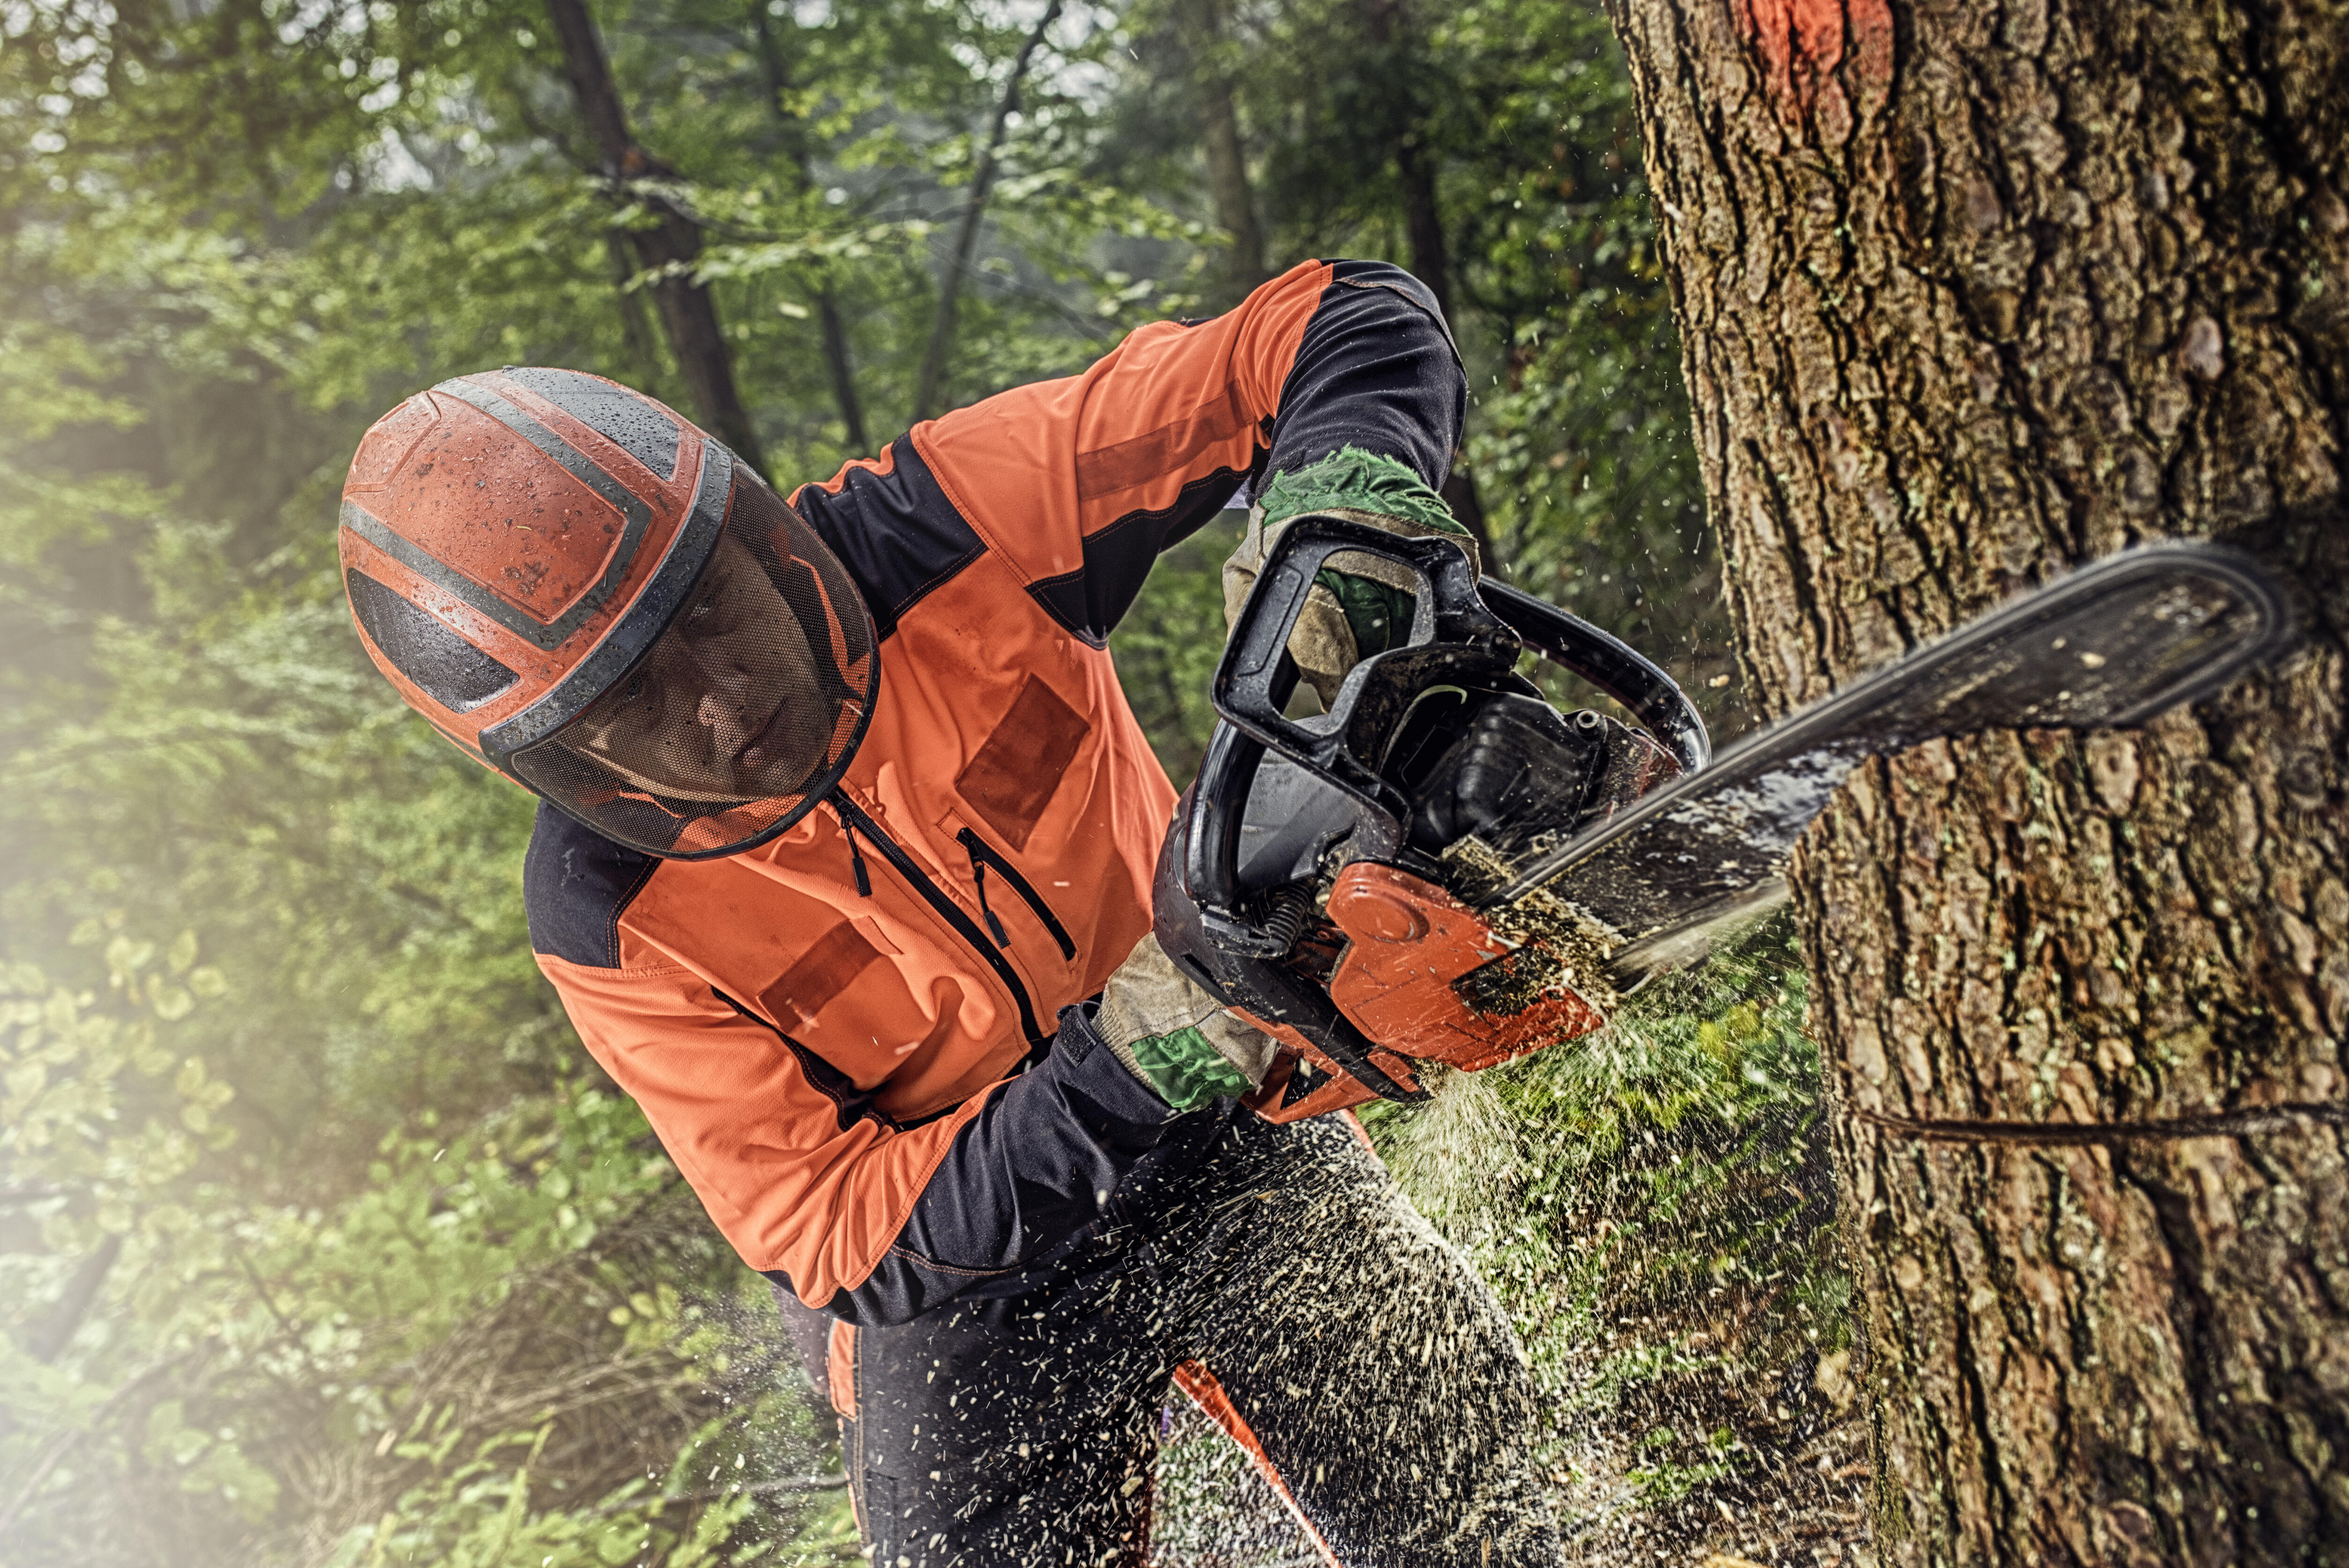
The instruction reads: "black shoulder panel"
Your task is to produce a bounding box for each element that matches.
[1026,466,1247,647]
[524,800,662,968]
[1263,259,1467,489]
[790,438,986,642]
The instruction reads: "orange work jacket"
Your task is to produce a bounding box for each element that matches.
[524,258,1466,1321]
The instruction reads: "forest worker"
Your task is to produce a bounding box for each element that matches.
[334,259,1560,1565]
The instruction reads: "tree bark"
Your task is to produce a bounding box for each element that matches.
[545,0,769,479]
[911,0,1064,424]
[1606,0,2349,1560]
[749,0,868,453]
[1175,0,1268,307]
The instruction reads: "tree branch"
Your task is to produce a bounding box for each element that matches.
[0,1183,65,1207]
[544,0,769,479]
[25,1233,122,1365]
[0,1351,194,1537]
[911,0,1065,423]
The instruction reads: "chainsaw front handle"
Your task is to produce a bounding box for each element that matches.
[1187,516,1517,966]
[1476,579,1711,775]
[1193,514,1710,933]
[1213,514,1519,831]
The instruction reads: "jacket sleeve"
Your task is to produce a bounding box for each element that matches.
[823,1001,1178,1324]
[912,257,1467,645]
[537,954,1179,1324]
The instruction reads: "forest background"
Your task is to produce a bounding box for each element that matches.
[0,0,1864,1562]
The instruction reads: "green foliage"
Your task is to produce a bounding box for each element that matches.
[2,930,826,1564]
[1438,0,1741,723]
[2,0,1779,1558]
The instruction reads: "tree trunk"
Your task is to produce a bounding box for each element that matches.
[26,1232,120,1364]
[750,0,868,453]
[1606,0,2349,1560]
[545,0,769,479]
[1355,0,1497,564]
[911,0,1064,424]
[813,296,868,453]
[1394,130,1499,558]
[1175,0,1268,307]
[604,231,668,392]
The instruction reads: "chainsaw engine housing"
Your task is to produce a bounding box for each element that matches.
[1153,515,1708,1122]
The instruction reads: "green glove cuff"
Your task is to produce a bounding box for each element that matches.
[1257,447,1466,537]
[1119,1024,1255,1114]
[1260,448,1464,659]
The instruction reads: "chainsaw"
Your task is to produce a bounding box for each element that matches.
[1153,514,2293,1123]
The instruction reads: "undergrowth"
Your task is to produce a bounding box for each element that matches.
[1366,910,1860,1548]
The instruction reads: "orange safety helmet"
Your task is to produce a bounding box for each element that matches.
[337,368,878,858]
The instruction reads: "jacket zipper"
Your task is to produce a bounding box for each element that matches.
[956,827,1076,960]
[838,812,873,896]
[831,798,1049,1046]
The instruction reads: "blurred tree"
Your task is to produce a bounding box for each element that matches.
[1173,0,1268,307]
[545,0,769,475]
[747,0,869,449]
[911,0,1067,421]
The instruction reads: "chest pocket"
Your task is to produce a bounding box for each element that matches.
[953,673,1091,851]
[760,922,887,1034]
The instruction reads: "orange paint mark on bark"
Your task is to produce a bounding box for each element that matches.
[1735,0,1894,139]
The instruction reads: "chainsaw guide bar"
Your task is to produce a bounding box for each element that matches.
[1491,543,2295,989]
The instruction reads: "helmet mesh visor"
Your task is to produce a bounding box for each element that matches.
[511,473,877,857]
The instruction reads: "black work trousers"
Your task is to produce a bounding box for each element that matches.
[786,1107,1561,1567]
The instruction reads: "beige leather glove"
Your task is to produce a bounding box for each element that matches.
[1223,447,1481,708]
[1095,933,1280,1113]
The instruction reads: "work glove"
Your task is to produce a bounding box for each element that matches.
[1096,932,1281,1113]
[1223,447,1480,708]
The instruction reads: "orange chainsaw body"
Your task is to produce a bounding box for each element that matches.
[1240,863,1606,1124]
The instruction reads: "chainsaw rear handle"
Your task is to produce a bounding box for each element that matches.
[1153,768,1433,1105]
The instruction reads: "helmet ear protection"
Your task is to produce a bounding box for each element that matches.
[338,369,879,858]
